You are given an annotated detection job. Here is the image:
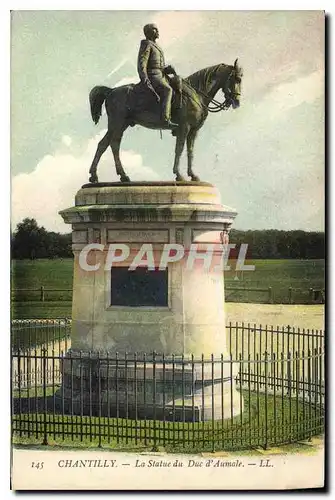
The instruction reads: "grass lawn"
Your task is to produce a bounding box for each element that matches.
[11,259,73,318]
[12,301,72,320]
[11,259,325,319]
[225,259,325,304]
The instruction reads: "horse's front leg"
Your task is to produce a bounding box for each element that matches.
[187,129,200,181]
[89,132,111,183]
[173,128,188,181]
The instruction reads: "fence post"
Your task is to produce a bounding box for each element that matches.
[309,288,314,303]
[287,351,292,442]
[268,287,273,304]
[40,286,45,302]
[17,349,22,438]
[42,348,48,445]
[264,351,268,449]
[288,287,293,304]
[152,351,158,452]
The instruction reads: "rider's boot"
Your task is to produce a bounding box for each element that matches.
[162,94,179,128]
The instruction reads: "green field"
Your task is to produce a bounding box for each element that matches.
[225,259,325,304]
[11,259,325,319]
[11,259,73,319]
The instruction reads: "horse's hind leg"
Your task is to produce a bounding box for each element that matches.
[89,131,111,183]
[110,126,130,182]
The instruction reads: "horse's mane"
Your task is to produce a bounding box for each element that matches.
[185,64,229,93]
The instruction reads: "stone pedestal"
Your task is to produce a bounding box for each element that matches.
[59,182,243,420]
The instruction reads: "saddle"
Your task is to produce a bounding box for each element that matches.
[126,75,185,127]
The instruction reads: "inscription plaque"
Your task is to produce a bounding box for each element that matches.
[111,267,168,307]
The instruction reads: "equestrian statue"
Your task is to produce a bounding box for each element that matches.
[88,23,243,183]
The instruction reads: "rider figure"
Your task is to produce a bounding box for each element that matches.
[137,23,179,129]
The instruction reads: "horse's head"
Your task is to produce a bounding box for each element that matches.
[222,59,243,109]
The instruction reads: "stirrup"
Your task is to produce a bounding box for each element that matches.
[163,119,179,128]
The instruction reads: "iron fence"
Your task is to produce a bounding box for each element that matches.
[11,320,324,452]
[11,318,71,352]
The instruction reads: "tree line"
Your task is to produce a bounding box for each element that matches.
[11,218,325,260]
[11,218,73,259]
[229,229,325,259]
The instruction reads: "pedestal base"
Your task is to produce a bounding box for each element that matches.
[57,351,243,422]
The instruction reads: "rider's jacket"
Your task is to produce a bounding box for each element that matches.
[137,39,167,81]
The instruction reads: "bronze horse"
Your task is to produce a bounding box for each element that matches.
[88,59,243,182]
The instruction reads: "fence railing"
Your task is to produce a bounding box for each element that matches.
[226,286,273,303]
[12,287,72,302]
[225,286,325,304]
[11,320,324,451]
[11,286,325,304]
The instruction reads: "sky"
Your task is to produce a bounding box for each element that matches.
[10,10,325,233]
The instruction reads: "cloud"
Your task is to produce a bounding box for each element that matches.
[12,131,159,233]
[263,70,324,117]
[210,69,324,136]
[61,135,72,147]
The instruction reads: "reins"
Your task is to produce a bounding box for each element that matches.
[182,79,230,113]
[206,96,230,113]
[183,69,235,113]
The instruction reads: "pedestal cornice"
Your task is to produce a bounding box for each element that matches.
[59,182,238,226]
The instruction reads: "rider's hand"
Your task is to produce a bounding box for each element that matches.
[165,65,176,75]
[143,78,160,102]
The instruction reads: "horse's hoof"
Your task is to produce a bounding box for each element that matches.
[120,175,131,183]
[89,174,99,183]
[191,175,200,182]
[175,174,186,182]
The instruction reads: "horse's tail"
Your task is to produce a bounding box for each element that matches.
[89,86,113,125]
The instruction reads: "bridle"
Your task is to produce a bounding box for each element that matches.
[186,68,241,113]
[207,95,232,113]
[206,94,231,113]
[208,68,242,112]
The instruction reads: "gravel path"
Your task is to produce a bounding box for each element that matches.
[226,304,324,330]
